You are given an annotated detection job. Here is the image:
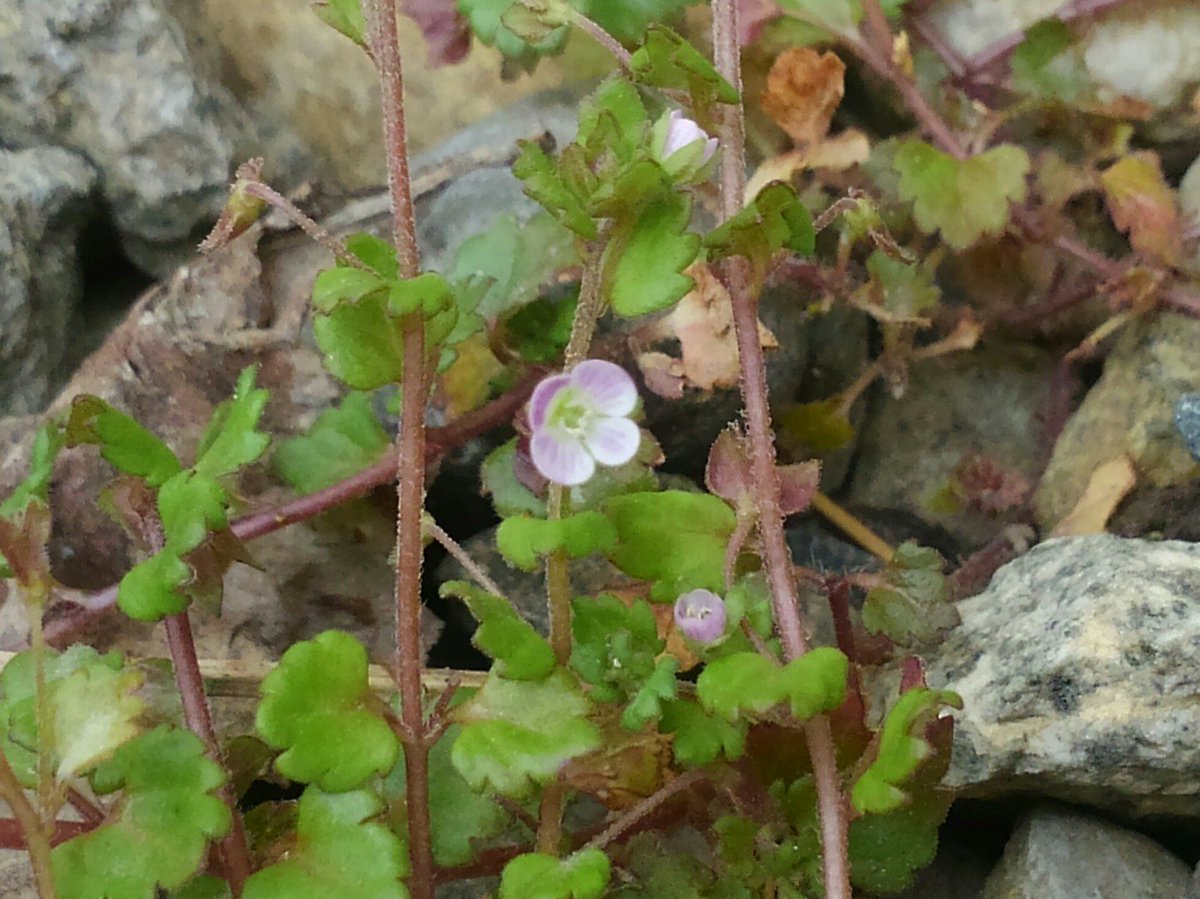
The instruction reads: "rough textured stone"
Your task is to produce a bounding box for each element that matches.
[0,0,247,274]
[981,805,1189,898]
[0,146,95,415]
[188,0,600,191]
[848,344,1054,548]
[929,0,1200,109]
[1035,313,1200,531]
[927,536,1200,818]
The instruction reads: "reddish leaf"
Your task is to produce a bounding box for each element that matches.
[403,0,471,66]
[1100,152,1183,267]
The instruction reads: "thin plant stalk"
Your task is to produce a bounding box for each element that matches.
[538,244,607,854]
[362,0,434,895]
[0,747,54,898]
[710,2,852,897]
[162,612,251,893]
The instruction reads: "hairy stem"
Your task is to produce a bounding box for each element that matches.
[427,519,505,598]
[163,612,251,893]
[710,2,852,897]
[584,768,706,851]
[240,183,366,267]
[539,245,607,853]
[570,10,633,70]
[363,0,433,895]
[0,749,55,898]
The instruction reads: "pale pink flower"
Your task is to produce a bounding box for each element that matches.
[674,589,727,645]
[658,110,719,165]
[528,360,640,486]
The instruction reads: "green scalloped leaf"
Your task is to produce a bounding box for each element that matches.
[603,491,734,599]
[257,631,399,791]
[629,25,738,113]
[606,192,700,317]
[441,580,556,681]
[65,396,181,488]
[242,787,408,899]
[0,646,142,786]
[500,849,611,899]
[696,649,847,723]
[52,726,231,899]
[571,593,664,704]
[862,541,959,647]
[894,141,1030,250]
[496,511,618,571]
[658,698,745,767]
[851,687,961,815]
[512,139,598,239]
[274,392,390,495]
[450,670,600,798]
[194,366,271,481]
[314,291,407,390]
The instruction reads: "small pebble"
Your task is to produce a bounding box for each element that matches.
[1175,393,1200,462]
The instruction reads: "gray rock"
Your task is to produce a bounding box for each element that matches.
[848,344,1054,548]
[1035,313,1200,532]
[0,0,247,274]
[981,805,1189,898]
[1176,393,1200,462]
[0,146,95,415]
[927,536,1200,818]
[928,0,1200,109]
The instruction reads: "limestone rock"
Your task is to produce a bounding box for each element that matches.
[928,0,1200,109]
[1035,313,1200,531]
[848,344,1054,548]
[927,535,1200,818]
[981,805,1189,898]
[0,146,95,415]
[0,0,247,273]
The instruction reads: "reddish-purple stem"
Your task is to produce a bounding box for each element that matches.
[363,0,433,895]
[710,2,851,897]
[163,611,251,893]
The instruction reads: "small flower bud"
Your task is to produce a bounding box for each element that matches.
[653,110,719,183]
[674,589,727,645]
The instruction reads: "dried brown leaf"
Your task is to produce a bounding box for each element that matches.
[761,47,846,147]
[634,262,776,397]
[1051,454,1137,536]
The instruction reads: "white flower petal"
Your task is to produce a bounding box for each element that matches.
[571,359,637,417]
[531,430,596,486]
[529,373,572,430]
[584,416,640,467]
[663,111,710,157]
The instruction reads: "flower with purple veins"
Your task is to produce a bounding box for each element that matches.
[674,589,727,645]
[528,359,641,487]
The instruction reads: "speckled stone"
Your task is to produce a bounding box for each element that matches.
[981,805,1189,898]
[927,536,1200,819]
[1035,313,1200,531]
